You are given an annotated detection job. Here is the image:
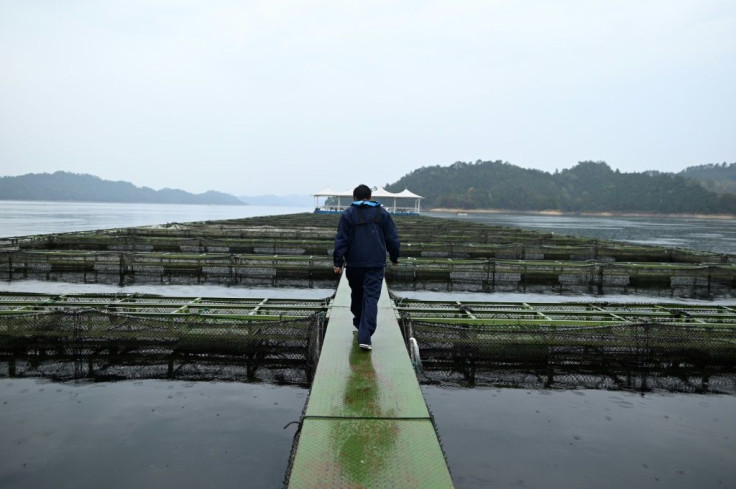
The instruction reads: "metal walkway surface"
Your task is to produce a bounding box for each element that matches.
[287,273,454,488]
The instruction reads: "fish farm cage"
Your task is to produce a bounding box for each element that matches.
[395,296,736,393]
[1,213,735,392]
[0,213,734,297]
[1,291,735,393]
[0,292,328,384]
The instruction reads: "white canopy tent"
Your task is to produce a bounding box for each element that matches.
[313,187,423,214]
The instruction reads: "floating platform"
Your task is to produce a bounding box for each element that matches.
[2,285,736,484]
[3,250,733,296]
[2,290,735,388]
[1,213,734,297]
[3,213,731,263]
[3,213,736,485]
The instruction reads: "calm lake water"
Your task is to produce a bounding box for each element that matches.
[1,202,735,488]
[0,379,306,489]
[427,211,736,255]
[0,201,311,238]
[423,387,735,489]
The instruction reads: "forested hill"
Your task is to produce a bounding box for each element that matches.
[385,160,736,214]
[0,172,244,205]
[679,162,736,195]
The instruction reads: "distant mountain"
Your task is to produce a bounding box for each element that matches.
[0,171,244,205]
[385,160,736,214]
[238,194,313,207]
[680,162,736,195]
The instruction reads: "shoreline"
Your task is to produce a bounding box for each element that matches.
[429,208,736,220]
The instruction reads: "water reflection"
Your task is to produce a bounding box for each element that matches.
[420,358,736,394]
[2,353,313,385]
[0,378,306,489]
[423,386,736,489]
[415,340,736,394]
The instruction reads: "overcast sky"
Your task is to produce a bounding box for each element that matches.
[1,1,734,196]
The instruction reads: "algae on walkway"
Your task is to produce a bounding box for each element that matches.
[286,274,454,489]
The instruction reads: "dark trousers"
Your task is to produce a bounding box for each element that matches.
[345,266,385,346]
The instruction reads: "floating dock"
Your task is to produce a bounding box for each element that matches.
[1,213,734,296]
[2,285,736,482]
[2,213,736,485]
[286,274,455,488]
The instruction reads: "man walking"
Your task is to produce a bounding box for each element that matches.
[333,185,400,350]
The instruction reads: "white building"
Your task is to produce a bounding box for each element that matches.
[313,188,423,215]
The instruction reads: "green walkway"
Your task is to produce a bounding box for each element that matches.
[287,273,454,488]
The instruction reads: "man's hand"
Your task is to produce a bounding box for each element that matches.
[333,266,343,274]
[391,260,399,266]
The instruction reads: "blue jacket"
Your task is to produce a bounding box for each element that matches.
[333,201,400,268]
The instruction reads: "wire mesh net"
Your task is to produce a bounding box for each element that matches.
[0,309,326,384]
[399,315,736,393]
